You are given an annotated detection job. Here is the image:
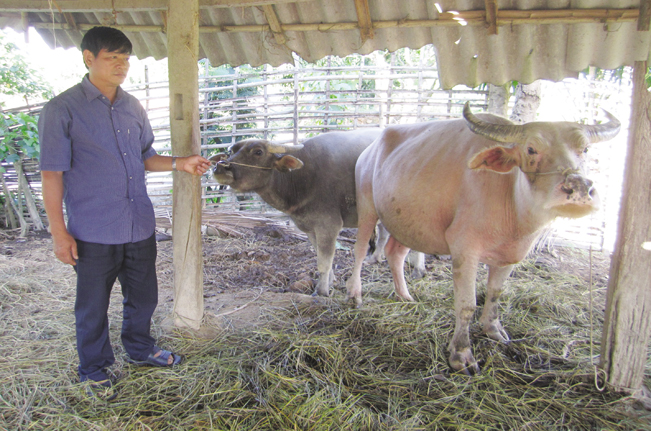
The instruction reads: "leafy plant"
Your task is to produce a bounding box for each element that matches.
[0,112,39,171]
[0,32,53,106]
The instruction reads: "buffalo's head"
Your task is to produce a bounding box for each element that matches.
[210,139,304,192]
[463,102,620,219]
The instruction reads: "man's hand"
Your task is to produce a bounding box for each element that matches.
[52,230,78,266]
[177,155,212,176]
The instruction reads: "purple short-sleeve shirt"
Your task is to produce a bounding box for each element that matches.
[39,75,158,245]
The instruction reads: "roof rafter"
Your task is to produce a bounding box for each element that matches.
[0,0,314,13]
[261,4,287,45]
[353,0,374,43]
[484,0,498,35]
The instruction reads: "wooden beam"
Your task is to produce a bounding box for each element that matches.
[485,0,498,35]
[24,8,640,35]
[21,11,29,42]
[261,4,287,45]
[168,0,204,330]
[353,0,374,43]
[600,60,651,395]
[638,0,651,31]
[63,12,78,30]
[0,0,314,12]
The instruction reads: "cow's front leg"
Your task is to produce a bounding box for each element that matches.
[448,254,480,374]
[479,264,513,343]
[384,236,414,302]
[310,225,341,297]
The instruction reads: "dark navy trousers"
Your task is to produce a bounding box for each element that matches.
[74,234,158,381]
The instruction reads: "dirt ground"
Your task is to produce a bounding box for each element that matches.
[1,218,612,335]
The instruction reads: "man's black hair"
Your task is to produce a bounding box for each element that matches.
[81,26,133,59]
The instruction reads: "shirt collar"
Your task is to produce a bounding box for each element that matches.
[81,74,125,104]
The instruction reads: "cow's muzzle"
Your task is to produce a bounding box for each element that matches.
[561,174,595,199]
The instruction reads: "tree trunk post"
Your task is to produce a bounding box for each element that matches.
[600,60,651,395]
[168,0,204,330]
[487,84,509,116]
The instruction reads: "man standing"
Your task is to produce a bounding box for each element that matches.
[39,26,211,400]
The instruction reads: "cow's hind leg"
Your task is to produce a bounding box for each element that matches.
[346,214,377,307]
[384,236,414,302]
[479,264,513,343]
[366,222,389,264]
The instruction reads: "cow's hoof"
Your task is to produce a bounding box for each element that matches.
[346,295,363,308]
[483,323,510,344]
[410,267,426,279]
[396,292,415,302]
[312,289,330,297]
[449,349,480,375]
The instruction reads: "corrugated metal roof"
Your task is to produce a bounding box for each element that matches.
[0,1,649,88]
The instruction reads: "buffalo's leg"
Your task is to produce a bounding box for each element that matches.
[346,214,378,307]
[407,251,426,279]
[448,252,480,374]
[479,264,513,343]
[384,236,415,302]
[366,222,389,264]
[309,224,341,297]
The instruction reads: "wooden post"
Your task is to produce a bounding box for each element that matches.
[167,0,203,330]
[600,60,651,394]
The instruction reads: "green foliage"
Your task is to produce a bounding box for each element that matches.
[0,33,53,106]
[199,61,264,147]
[0,112,39,172]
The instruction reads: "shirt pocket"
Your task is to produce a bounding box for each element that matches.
[120,114,146,160]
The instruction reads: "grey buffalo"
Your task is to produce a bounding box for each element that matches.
[346,102,620,373]
[211,129,425,297]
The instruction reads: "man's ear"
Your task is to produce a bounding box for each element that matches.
[468,145,520,173]
[82,50,94,69]
[274,155,303,172]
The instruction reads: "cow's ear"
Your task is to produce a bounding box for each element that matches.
[468,145,520,173]
[275,155,304,172]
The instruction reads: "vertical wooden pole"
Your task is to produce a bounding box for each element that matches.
[600,61,651,393]
[168,0,203,330]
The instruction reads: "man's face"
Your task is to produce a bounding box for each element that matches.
[84,48,130,88]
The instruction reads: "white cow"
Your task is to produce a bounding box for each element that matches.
[346,102,620,372]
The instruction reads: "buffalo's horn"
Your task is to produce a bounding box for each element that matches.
[582,110,621,143]
[462,102,524,143]
[267,143,304,154]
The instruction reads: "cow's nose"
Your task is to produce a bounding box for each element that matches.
[562,174,594,198]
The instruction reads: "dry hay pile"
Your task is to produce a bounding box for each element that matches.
[1,223,651,430]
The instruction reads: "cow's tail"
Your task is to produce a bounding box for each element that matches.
[367,226,377,256]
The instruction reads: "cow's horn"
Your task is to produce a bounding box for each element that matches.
[267,143,304,154]
[462,102,524,143]
[582,110,621,143]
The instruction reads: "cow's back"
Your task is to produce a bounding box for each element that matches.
[357,116,518,258]
[276,128,382,229]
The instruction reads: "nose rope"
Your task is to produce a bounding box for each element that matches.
[522,167,580,177]
[211,160,273,170]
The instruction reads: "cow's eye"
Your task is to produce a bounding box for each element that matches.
[253,149,263,156]
[527,147,537,155]
[583,147,589,154]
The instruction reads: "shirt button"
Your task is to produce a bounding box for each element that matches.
[131,199,134,202]
[129,176,133,180]
[117,130,120,133]
[123,152,127,156]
